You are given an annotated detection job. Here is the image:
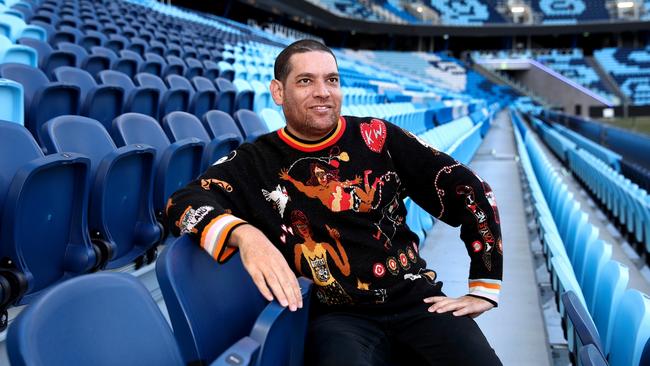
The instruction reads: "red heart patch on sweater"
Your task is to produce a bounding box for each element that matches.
[360,119,386,153]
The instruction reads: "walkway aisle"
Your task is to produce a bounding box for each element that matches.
[419,110,551,366]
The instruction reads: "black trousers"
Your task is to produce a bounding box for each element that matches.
[305,300,502,366]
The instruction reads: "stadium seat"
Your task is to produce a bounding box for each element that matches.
[111,113,204,225]
[98,70,160,119]
[162,111,234,169]
[0,34,36,67]
[217,60,234,81]
[91,46,138,78]
[202,109,244,150]
[0,78,23,125]
[141,52,165,76]
[259,108,285,131]
[164,55,186,77]
[578,344,608,366]
[214,77,236,115]
[202,60,220,80]
[53,67,124,131]
[57,42,111,79]
[0,63,80,146]
[16,37,76,77]
[250,80,271,113]
[0,121,104,307]
[233,109,269,143]
[561,290,604,362]
[41,116,162,269]
[184,57,203,79]
[166,75,215,119]
[581,240,612,312]
[7,273,185,366]
[156,235,313,366]
[49,25,82,46]
[135,72,189,118]
[608,289,650,366]
[0,13,45,42]
[233,79,254,111]
[79,30,108,52]
[592,260,629,356]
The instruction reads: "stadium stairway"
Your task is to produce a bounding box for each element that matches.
[420,109,552,366]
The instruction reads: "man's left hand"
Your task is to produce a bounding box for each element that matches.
[423,295,494,318]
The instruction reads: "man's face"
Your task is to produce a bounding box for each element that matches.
[314,166,328,186]
[270,51,342,140]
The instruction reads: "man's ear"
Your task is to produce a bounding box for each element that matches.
[270,79,284,106]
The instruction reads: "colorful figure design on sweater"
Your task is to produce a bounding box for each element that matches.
[291,210,352,305]
[262,185,290,218]
[456,185,497,271]
[371,173,404,250]
[280,161,382,213]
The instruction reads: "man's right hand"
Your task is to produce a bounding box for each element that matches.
[229,224,303,312]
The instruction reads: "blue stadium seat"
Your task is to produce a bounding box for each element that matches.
[0,62,80,146]
[162,111,233,170]
[111,113,204,224]
[105,34,130,53]
[0,78,23,125]
[202,60,220,80]
[608,289,650,366]
[217,60,234,81]
[91,46,138,78]
[0,121,102,307]
[592,260,629,356]
[166,74,214,119]
[578,344,608,366]
[127,37,148,56]
[117,49,143,78]
[135,72,189,118]
[215,77,236,115]
[0,13,45,42]
[58,42,111,79]
[16,37,76,77]
[156,235,313,366]
[184,57,203,79]
[0,34,36,67]
[41,115,162,269]
[98,70,160,119]
[79,30,108,52]
[233,109,269,143]
[49,25,82,46]
[250,80,271,113]
[53,67,124,131]
[164,55,186,77]
[561,290,604,362]
[202,109,244,150]
[142,52,165,76]
[233,79,254,111]
[7,273,185,366]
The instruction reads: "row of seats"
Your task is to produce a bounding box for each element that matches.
[0,108,270,325]
[511,109,650,366]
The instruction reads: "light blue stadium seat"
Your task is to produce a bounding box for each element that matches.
[608,289,650,366]
[7,273,186,366]
[233,109,269,143]
[592,260,629,356]
[0,121,101,306]
[41,115,162,269]
[156,235,313,366]
[250,80,271,113]
[259,108,285,131]
[0,62,80,146]
[581,240,612,312]
[0,77,22,124]
[0,13,45,41]
[111,113,204,227]
[0,34,36,66]
[217,60,234,81]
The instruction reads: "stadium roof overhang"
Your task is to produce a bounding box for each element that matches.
[241,0,650,37]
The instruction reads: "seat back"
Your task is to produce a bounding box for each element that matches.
[0,121,94,303]
[561,290,603,359]
[578,344,608,366]
[162,111,210,143]
[7,273,185,366]
[202,110,244,145]
[157,235,311,366]
[0,78,23,124]
[98,69,135,91]
[259,108,285,131]
[112,112,170,153]
[581,240,612,312]
[53,66,96,97]
[608,289,650,366]
[593,260,629,355]
[233,109,269,143]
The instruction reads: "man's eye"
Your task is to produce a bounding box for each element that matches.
[298,79,310,84]
[329,77,339,83]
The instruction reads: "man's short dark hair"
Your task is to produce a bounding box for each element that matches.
[274,39,337,83]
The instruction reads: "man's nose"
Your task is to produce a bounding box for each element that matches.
[312,81,330,98]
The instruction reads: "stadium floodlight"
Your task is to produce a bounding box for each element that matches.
[510,6,525,13]
[616,1,635,8]
[416,6,423,13]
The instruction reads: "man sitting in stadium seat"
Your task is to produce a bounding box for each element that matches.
[166,39,503,366]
